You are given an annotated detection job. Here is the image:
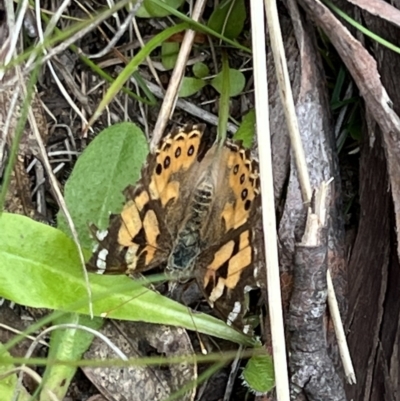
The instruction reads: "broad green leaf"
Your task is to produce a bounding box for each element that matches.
[179,77,206,97]
[42,314,103,401]
[241,352,275,394]
[57,122,148,248]
[0,213,254,346]
[234,109,256,148]
[136,0,185,18]
[208,0,246,39]
[193,62,209,79]
[162,42,180,70]
[0,344,31,401]
[211,68,245,97]
[55,123,145,398]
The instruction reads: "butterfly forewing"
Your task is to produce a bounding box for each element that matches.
[87,124,263,333]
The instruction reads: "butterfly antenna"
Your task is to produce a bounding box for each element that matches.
[100,287,151,318]
[187,305,208,355]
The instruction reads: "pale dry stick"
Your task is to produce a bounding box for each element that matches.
[3,0,15,32]
[52,162,66,175]
[0,85,21,173]
[265,0,356,384]
[7,366,60,401]
[25,0,133,70]
[188,0,193,16]
[132,16,163,89]
[223,346,243,401]
[86,80,106,96]
[34,162,46,215]
[265,3,309,203]
[86,0,144,59]
[346,0,400,27]
[74,0,116,37]
[11,323,128,401]
[0,0,28,80]
[16,67,94,319]
[25,323,129,361]
[47,150,81,159]
[43,0,71,37]
[33,1,91,131]
[133,75,239,133]
[106,0,122,27]
[111,91,130,123]
[40,99,57,125]
[25,0,72,72]
[0,323,48,347]
[52,57,90,106]
[250,2,290,401]
[151,0,207,148]
[80,69,88,131]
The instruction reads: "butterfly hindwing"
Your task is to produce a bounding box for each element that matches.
[87,124,263,333]
[194,143,261,331]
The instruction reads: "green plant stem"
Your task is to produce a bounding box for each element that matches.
[218,51,230,143]
[0,348,263,368]
[89,22,191,127]
[322,0,400,55]
[75,52,157,105]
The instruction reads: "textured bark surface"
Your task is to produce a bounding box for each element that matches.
[345,9,400,401]
[289,233,346,401]
[290,2,400,400]
[278,0,347,309]
[345,127,393,401]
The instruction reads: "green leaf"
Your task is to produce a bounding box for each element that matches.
[57,122,148,248]
[0,213,255,346]
[162,42,180,70]
[42,314,103,401]
[193,62,209,79]
[234,109,256,148]
[136,0,185,18]
[148,0,250,53]
[217,52,230,142]
[211,68,245,97]
[330,66,346,107]
[241,352,275,394]
[179,77,206,97]
[208,0,246,39]
[0,344,31,401]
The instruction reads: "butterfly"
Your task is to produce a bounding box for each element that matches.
[87,124,263,333]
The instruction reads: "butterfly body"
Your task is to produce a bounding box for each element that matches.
[88,124,262,332]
